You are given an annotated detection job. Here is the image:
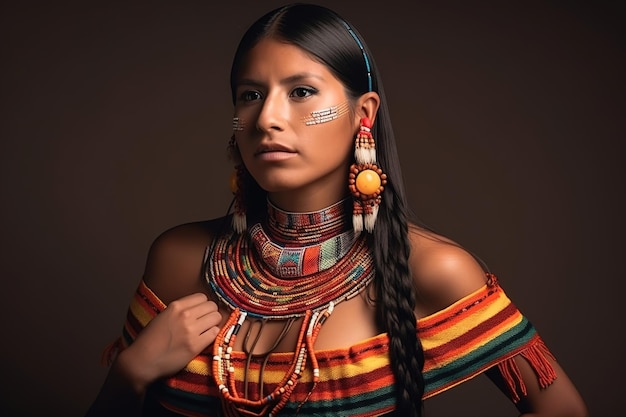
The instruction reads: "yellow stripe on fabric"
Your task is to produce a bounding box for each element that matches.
[232,365,276,384]
[318,353,389,381]
[230,352,389,384]
[425,312,525,370]
[185,357,211,376]
[129,296,155,327]
[419,289,513,351]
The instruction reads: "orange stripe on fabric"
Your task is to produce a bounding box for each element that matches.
[138,279,167,310]
[423,304,523,370]
[120,281,167,346]
[129,280,166,325]
[166,378,214,395]
[227,364,394,402]
[418,284,499,336]
[419,289,515,351]
[305,368,395,401]
[226,337,389,385]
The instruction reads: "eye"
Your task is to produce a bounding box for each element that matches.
[238,90,262,103]
[290,87,317,100]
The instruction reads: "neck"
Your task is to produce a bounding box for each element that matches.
[267,181,350,213]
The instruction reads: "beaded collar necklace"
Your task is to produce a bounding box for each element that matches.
[207,198,374,319]
[206,199,375,416]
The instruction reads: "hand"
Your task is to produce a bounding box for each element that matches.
[117,292,222,390]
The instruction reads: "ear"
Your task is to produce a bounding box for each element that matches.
[355,91,380,125]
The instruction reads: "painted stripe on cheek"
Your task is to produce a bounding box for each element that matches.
[302,102,350,126]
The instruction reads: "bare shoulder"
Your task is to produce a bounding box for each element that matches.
[142,216,230,304]
[408,224,489,318]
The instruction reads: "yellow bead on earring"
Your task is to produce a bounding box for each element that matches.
[355,169,381,195]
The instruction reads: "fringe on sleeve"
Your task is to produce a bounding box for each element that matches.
[419,274,558,401]
[496,337,557,402]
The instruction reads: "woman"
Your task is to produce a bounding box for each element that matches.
[86,4,587,416]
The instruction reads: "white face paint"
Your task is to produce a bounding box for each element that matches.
[302,101,350,126]
[232,117,246,131]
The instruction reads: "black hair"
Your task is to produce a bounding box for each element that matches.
[229,4,425,416]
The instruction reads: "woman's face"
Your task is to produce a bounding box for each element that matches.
[232,38,357,211]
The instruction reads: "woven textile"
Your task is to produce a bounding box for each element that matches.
[105,277,556,416]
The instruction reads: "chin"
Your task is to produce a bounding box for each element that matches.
[256,181,298,194]
[249,171,300,193]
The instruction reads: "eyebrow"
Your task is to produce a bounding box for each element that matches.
[237,72,326,88]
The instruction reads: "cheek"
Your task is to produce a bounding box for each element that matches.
[234,136,255,164]
[232,105,260,131]
[299,103,355,146]
[306,122,355,162]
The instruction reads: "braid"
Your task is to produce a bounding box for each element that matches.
[372,187,425,416]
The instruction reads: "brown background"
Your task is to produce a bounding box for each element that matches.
[1,1,624,416]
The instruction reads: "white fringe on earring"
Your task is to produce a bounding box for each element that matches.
[232,212,247,234]
[353,213,364,234]
[355,147,375,165]
[364,204,378,233]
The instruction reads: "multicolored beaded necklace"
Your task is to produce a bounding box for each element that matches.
[206,199,375,416]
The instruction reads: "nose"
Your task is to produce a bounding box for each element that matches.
[256,92,286,133]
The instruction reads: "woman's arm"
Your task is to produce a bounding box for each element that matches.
[85,222,222,417]
[486,355,588,417]
[408,226,588,416]
[85,293,221,416]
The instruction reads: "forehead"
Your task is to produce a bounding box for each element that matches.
[237,38,337,82]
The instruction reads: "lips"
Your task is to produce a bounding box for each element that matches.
[254,143,298,162]
[254,143,297,156]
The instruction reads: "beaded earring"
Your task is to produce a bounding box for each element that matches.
[348,117,387,233]
[227,134,247,233]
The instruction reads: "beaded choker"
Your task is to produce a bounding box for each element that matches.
[206,199,375,416]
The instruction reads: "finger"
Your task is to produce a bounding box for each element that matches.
[198,325,220,346]
[185,309,222,337]
[171,292,209,307]
[164,293,208,316]
[164,293,212,317]
[185,299,220,319]
[195,310,223,329]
